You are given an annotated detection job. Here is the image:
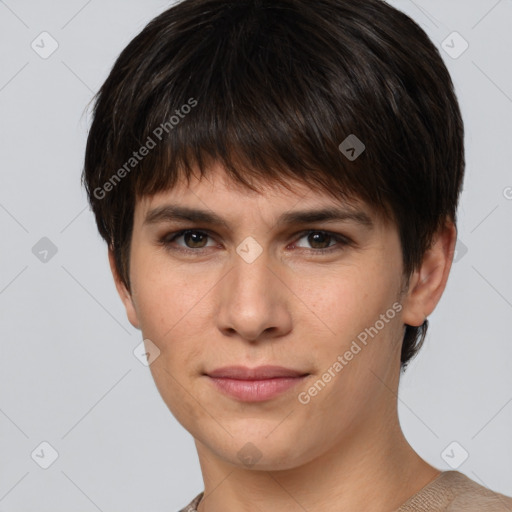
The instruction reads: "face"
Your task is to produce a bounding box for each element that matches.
[112,163,426,471]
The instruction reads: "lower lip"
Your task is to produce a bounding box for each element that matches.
[207,376,308,402]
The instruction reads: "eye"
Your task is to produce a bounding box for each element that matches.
[292,230,350,253]
[158,229,351,255]
[159,229,217,253]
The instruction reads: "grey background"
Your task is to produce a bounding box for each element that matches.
[0,0,511,510]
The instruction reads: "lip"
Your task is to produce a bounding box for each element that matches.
[206,365,309,380]
[205,366,310,402]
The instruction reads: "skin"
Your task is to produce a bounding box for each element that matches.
[110,161,457,512]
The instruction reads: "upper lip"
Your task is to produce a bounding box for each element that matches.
[206,365,309,380]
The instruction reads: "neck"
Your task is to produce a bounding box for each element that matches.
[194,410,440,512]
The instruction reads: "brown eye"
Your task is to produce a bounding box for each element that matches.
[306,232,334,249]
[160,229,216,253]
[293,230,350,253]
[181,231,209,248]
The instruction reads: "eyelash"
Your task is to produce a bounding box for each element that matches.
[158,229,352,256]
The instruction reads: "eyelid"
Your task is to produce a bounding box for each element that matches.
[292,229,352,248]
[158,228,352,254]
[159,228,219,250]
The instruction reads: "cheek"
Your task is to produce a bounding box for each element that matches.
[129,253,216,374]
[293,259,401,341]
[131,251,202,331]
[129,260,212,425]
[295,264,404,420]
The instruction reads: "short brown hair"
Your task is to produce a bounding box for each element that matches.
[82,0,465,370]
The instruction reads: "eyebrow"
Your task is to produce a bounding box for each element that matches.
[143,204,374,230]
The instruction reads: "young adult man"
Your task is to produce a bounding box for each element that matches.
[82,0,512,510]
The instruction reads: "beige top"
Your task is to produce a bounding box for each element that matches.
[179,471,512,511]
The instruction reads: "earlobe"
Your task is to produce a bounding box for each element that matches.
[108,247,141,330]
[401,219,457,327]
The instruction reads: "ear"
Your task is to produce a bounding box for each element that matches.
[401,218,457,327]
[108,247,141,330]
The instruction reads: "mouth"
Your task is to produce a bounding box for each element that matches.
[206,365,309,379]
[204,365,310,402]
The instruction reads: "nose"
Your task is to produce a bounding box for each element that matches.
[215,249,293,343]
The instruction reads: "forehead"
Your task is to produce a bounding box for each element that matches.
[134,162,383,231]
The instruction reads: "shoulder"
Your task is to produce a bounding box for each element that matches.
[396,471,512,512]
[178,491,204,512]
[444,471,512,511]
[179,475,512,512]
